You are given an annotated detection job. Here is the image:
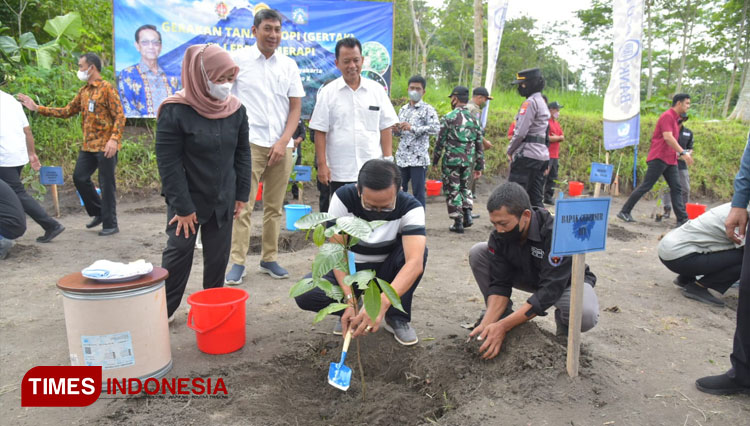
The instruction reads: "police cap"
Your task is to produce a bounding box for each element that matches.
[448,86,470,98]
[512,68,542,85]
[472,87,494,100]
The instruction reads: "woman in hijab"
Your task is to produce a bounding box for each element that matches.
[156,44,251,321]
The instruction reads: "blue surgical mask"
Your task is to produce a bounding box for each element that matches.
[408,90,422,102]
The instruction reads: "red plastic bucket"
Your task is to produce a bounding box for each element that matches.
[568,181,584,196]
[426,180,443,196]
[255,182,263,202]
[685,203,706,219]
[187,287,249,354]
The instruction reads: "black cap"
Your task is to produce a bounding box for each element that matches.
[472,87,493,100]
[448,86,470,98]
[548,101,563,110]
[512,68,542,84]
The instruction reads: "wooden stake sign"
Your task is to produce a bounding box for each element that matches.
[550,197,611,377]
[39,166,64,218]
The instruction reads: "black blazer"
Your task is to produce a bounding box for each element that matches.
[156,103,251,228]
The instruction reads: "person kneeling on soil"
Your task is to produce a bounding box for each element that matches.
[658,202,744,307]
[295,159,427,346]
[467,182,599,359]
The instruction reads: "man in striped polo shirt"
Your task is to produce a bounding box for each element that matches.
[295,159,428,345]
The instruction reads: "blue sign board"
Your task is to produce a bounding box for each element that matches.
[551,197,611,256]
[39,166,63,185]
[589,163,614,184]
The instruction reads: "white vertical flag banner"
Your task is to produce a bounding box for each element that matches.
[481,0,509,127]
[602,0,644,150]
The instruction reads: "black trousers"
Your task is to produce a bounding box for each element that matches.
[162,208,232,316]
[291,145,303,199]
[544,158,559,201]
[729,221,750,386]
[295,243,428,322]
[621,159,687,222]
[0,166,59,232]
[73,150,118,228]
[0,179,26,239]
[509,156,548,208]
[322,181,355,212]
[400,166,427,208]
[660,248,743,294]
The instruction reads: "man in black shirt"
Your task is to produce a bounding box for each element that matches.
[467,182,600,359]
[662,114,694,219]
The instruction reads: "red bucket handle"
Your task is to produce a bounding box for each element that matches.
[187,304,238,334]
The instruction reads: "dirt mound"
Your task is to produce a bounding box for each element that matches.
[607,223,646,241]
[97,322,619,426]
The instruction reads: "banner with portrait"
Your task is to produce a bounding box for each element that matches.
[113,0,394,118]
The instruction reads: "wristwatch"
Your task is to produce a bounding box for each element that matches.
[678,150,687,157]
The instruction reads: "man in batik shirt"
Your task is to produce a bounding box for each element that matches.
[118,25,180,118]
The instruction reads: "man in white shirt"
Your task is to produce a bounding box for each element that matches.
[0,90,64,244]
[309,37,399,198]
[225,9,305,283]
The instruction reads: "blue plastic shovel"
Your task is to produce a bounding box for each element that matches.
[328,330,353,391]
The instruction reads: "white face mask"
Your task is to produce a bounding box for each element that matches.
[552,111,559,119]
[200,54,232,100]
[408,90,422,102]
[77,66,91,82]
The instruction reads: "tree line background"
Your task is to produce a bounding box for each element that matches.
[1,0,748,199]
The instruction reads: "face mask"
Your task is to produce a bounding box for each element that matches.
[552,111,559,119]
[408,90,422,102]
[201,53,232,100]
[362,210,392,221]
[77,66,91,82]
[494,217,524,244]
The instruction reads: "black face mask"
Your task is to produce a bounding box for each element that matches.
[494,218,524,244]
[361,210,391,221]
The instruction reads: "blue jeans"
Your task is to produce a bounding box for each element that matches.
[400,166,426,208]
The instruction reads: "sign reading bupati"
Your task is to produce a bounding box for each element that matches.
[113,0,394,118]
[551,198,611,256]
[589,162,614,184]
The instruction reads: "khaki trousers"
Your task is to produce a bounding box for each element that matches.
[230,144,294,265]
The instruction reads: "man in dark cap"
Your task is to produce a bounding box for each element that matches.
[433,86,484,233]
[507,68,550,208]
[543,101,565,204]
[466,87,495,204]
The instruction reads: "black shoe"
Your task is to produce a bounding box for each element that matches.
[555,309,569,337]
[463,209,473,228]
[675,218,688,228]
[449,217,464,234]
[682,282,724,307]
[663,206,671,219]
[471,212,480,219]
[696,373,750,395]
[36,224,65,243]
[673,277,691,288]
[616,211,636,223]
[98,227,119,236]
[543,198,554,205]
[86,216,103,228]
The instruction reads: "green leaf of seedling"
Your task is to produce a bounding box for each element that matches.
[343,269,376,287]
[324,224,341,238]
[336,216,376,240]
[0,36,19,56]
[313,303,349,323]
[363,284,381,323]
[289,277,314,298]
[294,212,336,230]
[368,220,388,230]
[312,224,326,247]
[377,278,405,313]
[312,243,345,280]
[347,236,360,247]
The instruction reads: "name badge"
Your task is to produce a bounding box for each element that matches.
[88,99,95,113]
[368,106,380,111]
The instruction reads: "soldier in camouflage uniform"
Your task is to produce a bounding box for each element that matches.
[432,86,484,234]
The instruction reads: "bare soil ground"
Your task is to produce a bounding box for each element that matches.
[1,180,748,426]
